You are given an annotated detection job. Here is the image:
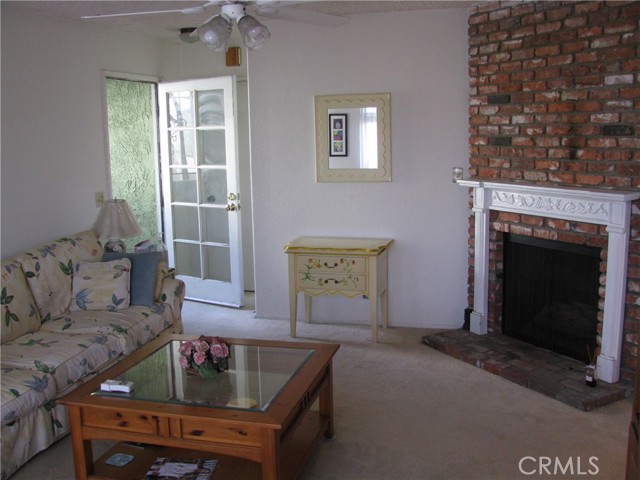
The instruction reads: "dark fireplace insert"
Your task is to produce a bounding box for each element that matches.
[502,234,601,364]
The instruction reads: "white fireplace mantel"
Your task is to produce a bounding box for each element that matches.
[458,179,640,383]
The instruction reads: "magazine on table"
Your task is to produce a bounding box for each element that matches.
[144,457,218,480]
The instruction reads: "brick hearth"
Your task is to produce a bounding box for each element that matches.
[423,329,631,411]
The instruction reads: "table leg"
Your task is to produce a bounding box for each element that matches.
[381,288,389,329]
[290,291,297,338]
[370,298,379,343]
[288,255,297,338]
[304,294,312,323]
[369,256,379,342]
[319,363,335,439]
[67,406,93,480]
[260,430,280,480]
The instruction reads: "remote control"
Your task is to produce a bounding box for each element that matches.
[100,380,134,393]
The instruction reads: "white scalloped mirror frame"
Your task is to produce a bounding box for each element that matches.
[315,93,391,182]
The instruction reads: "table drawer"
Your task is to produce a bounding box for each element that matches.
[297,272,366,293]
[181,418,262,447]
[82,407,159,435]
[297,255,366,274]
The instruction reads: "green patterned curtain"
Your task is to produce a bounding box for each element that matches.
[106,78,159,251]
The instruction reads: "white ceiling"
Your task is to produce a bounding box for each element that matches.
[9,1,478,40]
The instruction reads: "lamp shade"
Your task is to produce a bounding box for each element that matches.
[193,15,232,52]
[237,15,270,50]
[93,199,142,252]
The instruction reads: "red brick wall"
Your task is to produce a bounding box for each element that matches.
[467,1,639,382]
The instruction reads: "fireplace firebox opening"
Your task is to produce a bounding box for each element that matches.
[503,234,601,364]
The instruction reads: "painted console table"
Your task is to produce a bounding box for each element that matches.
[285,236,393,342]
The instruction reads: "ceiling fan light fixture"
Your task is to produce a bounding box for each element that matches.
[237,14,270,50]
[84,1,351,53]
[193,14,232,52]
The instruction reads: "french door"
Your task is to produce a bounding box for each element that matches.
[158,77,244,307]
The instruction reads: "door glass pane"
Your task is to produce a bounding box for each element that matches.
[170,168,197,203]
[201,169,227,206]
[169,130,195,166]
[175,243,201,277]
[204,245,231,282]
[201,130,226,165]
[202,208,229,244]
[198,90,225,126]
[168,91,194,127]
[172,205,199,241]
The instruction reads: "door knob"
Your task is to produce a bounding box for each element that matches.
[226,203,237,211]
[228,193,237,201]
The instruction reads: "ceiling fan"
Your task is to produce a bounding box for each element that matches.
[82,1,350,52]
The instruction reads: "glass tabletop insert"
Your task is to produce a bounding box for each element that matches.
[96,340,314,412]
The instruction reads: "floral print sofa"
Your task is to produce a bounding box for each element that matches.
[0,231,185,479]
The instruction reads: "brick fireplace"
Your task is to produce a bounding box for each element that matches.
[466,1,640,383]
[459,180,639,383]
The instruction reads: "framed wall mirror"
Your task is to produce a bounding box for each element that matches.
[315,92,391,182]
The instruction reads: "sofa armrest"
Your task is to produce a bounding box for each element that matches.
[158,276,186,334]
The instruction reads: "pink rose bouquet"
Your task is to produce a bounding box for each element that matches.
[178,335,230,378]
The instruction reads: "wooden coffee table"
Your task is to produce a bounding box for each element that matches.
[59,334,339,480]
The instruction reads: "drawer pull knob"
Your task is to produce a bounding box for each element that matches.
[323,262,339,269]
[190,430,204,436]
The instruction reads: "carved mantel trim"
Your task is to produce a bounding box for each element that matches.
[458,179,640,383]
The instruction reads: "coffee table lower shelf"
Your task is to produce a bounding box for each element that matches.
[86,410,328,480]
[90,443,261,480]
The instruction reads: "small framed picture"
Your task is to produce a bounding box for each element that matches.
[329,113,348,157]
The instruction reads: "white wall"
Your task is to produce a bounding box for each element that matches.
[1,5,163,257]
[0,5,253,284]
[248,9,471,328]
[159,34,246,81]
[1,5,471,329]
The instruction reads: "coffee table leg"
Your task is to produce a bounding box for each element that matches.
[260,430,280,480]
[319,363,335,439]
[67,406,94,480]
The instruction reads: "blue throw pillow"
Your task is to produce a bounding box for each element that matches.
[102,251,163,306]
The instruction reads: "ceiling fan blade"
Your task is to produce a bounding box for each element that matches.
[254,5,349,27]
[81,1,222,20]
[82,9,193,19]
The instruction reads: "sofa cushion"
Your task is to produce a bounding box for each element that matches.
[1,368,57,426]
[40,306,173,355]
[1,259,42,344]
[155,261,174,301]
[18,231,103,321]
[102,252,163,306]
[70,259,131,311]
[1,332,123,395]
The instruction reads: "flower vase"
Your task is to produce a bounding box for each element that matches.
[196,360,219,380]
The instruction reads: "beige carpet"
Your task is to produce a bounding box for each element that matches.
[11,298,632,479]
